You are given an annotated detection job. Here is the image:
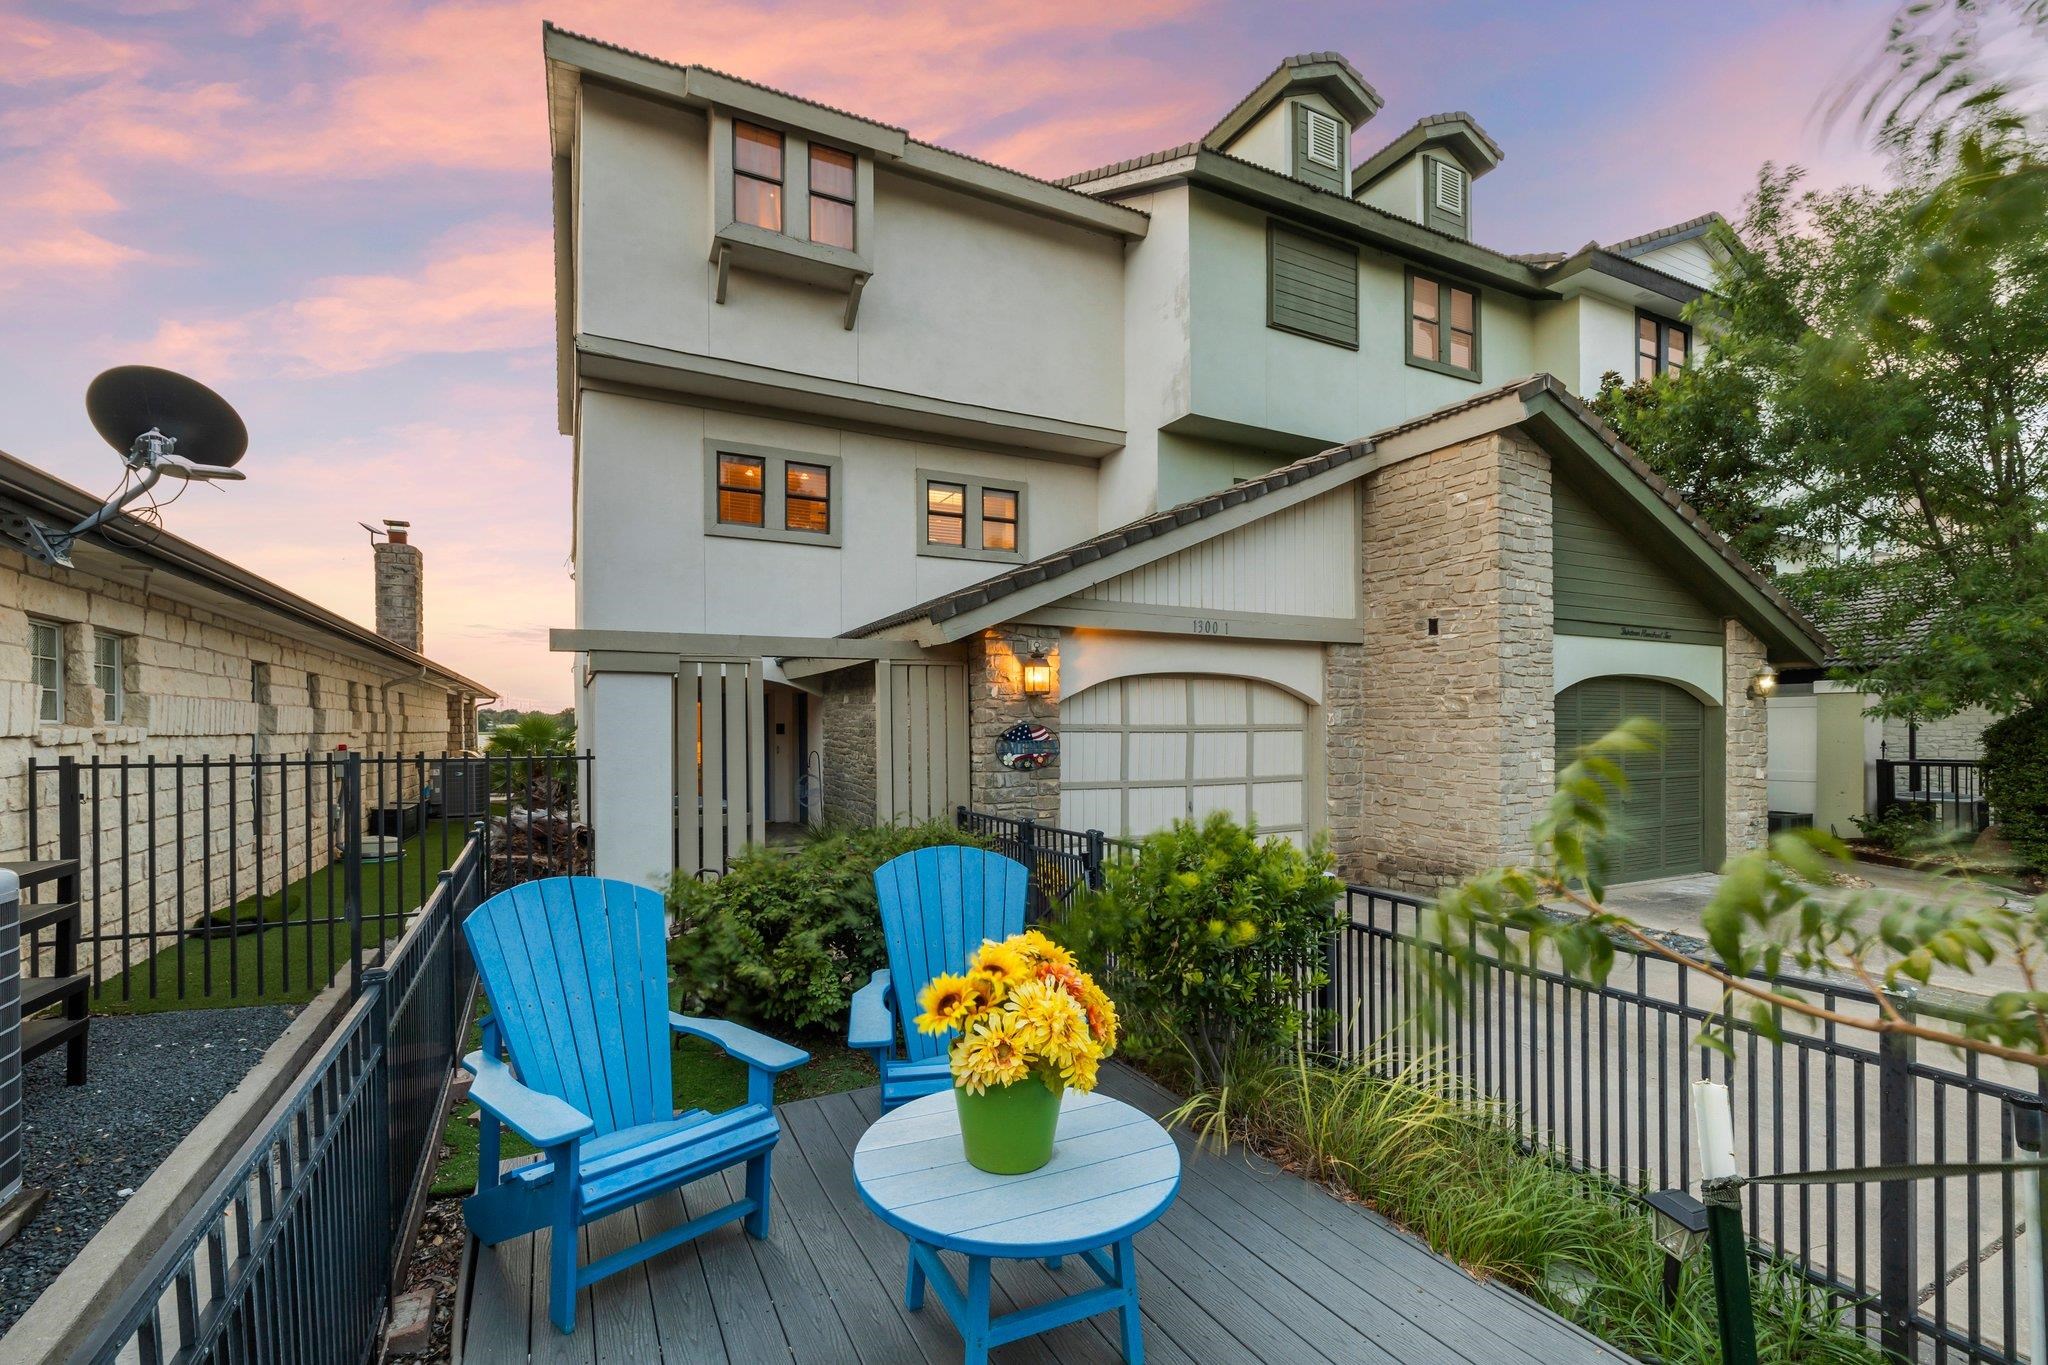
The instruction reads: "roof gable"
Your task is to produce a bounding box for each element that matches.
[1204,53,1384,153]
[1350,112,1504,194]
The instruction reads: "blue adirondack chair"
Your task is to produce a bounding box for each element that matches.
[847,846,1030,1113]
[459,876,809,1334]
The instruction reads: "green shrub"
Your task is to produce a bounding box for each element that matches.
[1048,813,1337,1090]
[666,821,973,1031]
[1984,705,2048,871]
[1849,802,1935,855]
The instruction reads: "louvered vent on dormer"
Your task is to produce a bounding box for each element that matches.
[1303,107,1344,170]
[1433,162,1467,216]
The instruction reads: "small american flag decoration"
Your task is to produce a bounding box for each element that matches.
[996,721,1058,770]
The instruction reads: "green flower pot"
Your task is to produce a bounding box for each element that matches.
[955,1078,1062,1174]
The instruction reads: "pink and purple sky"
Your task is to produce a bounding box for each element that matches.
[1,0,1909,709]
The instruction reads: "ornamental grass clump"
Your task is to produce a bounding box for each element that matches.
[916,930,1119,1094]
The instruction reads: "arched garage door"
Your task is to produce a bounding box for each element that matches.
[1555,677,1708,883]
[1060,676,1309,844]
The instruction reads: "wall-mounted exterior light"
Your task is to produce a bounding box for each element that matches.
[1748,663,1778,700]
[1021,646,1052,698]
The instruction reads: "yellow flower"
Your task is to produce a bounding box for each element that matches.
[915,973,975,1035]
[1018,929,1076,969]
[968,939,1031,996]
[1079,982,1119,1052]
[1057,1040,1102,1092]
[961,970,1004,1019]
[954,1011,1032,1095]
[1010,977,1088,1057]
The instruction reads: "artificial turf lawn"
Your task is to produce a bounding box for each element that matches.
[92,819,470,1014]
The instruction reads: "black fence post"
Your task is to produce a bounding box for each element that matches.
[343,753,364,998]
[1876,1016,1917,1359]
[55,757,85,1084]
[1085,828,1106,891]
[1874,760,1897,822]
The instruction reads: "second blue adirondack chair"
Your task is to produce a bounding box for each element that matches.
[459,876,809,1334]
[847,845,1030,1112]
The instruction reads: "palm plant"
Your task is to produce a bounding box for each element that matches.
[486,712,578,800]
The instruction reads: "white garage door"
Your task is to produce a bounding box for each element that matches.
[1060,676,1310,844]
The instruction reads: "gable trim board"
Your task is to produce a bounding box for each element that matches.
[851,374,1827,668]
[1349,112,1504,194]
[1203,54,1384,152]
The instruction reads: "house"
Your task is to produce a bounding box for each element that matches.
[0,449,492,954]
[543,29,1828,892]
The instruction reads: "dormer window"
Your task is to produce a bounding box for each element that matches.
[1423,158,1470,238]
[733,122,785,232]
[1303,107,1344,171]
[1433,163,1466,217]
[1291,104,1347,192]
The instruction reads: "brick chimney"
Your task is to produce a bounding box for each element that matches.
[373,519,424,654]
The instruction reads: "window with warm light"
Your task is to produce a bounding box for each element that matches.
[716,453,766,527]
[1407,271,1479,380]
[784,462,832,535]
[1637,312,1691,381]
[705,443,844,546]
[919,471,1025,561]
[733,122,785,233]
[809,144,856,250]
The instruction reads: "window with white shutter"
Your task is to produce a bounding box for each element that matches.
[1433,163,1466,215]
[1424,158,1471,237]
[1303,107,1343,169]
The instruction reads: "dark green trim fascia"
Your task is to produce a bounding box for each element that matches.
[1351,116,1501,194]
[1403,267,1481,382]
[1518,391,1826,665]
[1187,151,1548,296]
[1539,248,1702,305]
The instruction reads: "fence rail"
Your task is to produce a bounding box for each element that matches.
[1330,883,2044,1365]
[1876,757,1990,837]
[18,750,590,1008]
[82,829,485,1362]
[955,808,1122,912]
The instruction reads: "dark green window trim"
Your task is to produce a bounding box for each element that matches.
[1291,103,1347,194]
[1267,221,1359,349]
[1404,268,1481,381]
[1422,157,1469,239]
[1635,309,1692,382]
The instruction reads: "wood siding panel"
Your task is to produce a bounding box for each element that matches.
[1553,477,1721,644]
[1267,224,1358,348]
[882,661,968,824]
[1075,490,1358,620]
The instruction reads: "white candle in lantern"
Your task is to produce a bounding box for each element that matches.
[1691,1079,1741,1182]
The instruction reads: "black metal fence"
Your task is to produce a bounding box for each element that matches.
[1331,883,2045,1365]
[1876,757,1990,837]
[17,750,591,1007]
[955,808,1122,911]
[81,829,485,1362]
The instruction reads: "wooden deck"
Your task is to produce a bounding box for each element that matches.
[457,1068,1632,1364]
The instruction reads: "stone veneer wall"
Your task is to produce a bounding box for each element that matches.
[1344,431,1554,893]
[1880,706,1996,762]
[967,625,1061,823]
[818,664,877,826]
[0,549,476,977]
[1723,618,1770,855]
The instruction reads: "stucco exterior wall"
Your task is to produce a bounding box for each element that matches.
[574,83,1125,432]
[0,549,475,977]
[573,391,1103,638]
[1345,431,1554,892]
[966,626,1061,823]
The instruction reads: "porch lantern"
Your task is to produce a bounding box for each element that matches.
[1747,663,1778,699]
[1642,1188,1709,1308]
[1021,647,1053,697]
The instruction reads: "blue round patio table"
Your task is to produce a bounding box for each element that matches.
[852,1087,1182,1364]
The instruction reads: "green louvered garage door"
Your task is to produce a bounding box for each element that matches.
[1555,677,1708,883]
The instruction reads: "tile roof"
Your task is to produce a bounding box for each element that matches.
[1604,212,1726,256]
[1201,53,1384,145]
[848,374,1826,657]
[1055,143,1200,188]
[1350,111,1506,178]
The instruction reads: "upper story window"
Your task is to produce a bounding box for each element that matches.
[1291,104,1347,192]
[733,122,785,233]
[1637,312,1691,381]
[95,631,125,723]
[809,145,857,250]
[920,471,1027,561]
[706,442,845,547]
[1407,270,1480,380]
[1424,158,1469,238]
[30,619,63,724]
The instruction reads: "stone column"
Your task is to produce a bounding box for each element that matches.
[818,664,878,826]
[1723,619,1770,855]
[373,520,424,655]
[968,626,1062,823]
[1347,431,1554,894]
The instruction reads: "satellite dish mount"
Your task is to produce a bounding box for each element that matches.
[6,366,248,568]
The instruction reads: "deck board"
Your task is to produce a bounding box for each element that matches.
[459,1072,1629,1364]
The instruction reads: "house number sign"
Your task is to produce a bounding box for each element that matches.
[997,722,1058,770]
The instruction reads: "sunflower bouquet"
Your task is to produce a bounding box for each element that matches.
[914,929,1119,1096]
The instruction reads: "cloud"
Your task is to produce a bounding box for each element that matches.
[0,155,150,291]
[146,221,553,377]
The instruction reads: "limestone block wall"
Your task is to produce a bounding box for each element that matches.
[818,664,878,826]
[967,626,1061,824]
[1724,619,1770,856]
[1880,706,1995,762]
[0,549,476,978]
[1346,431,1554,894]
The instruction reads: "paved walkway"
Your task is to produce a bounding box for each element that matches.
[458,1067,1629,1363]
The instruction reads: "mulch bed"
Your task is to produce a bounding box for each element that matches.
[386,1197,465,1363]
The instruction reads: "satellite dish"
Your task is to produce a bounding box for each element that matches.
[87,366,248,471]
[3,365,250,568]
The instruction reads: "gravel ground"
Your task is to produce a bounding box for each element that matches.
[0,1005,295,1335]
